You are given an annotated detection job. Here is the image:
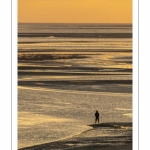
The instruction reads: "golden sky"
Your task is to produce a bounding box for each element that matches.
[18,0,132,23]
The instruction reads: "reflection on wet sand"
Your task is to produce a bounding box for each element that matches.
[19,111,72,126]
[18,23,132,149]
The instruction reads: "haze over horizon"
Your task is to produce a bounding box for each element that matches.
[18,0,132,23]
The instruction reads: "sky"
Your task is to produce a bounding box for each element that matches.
[18,0,132,23]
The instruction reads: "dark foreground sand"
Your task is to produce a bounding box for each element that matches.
[19,123,132,150]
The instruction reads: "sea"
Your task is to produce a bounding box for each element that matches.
[18,23,132,149]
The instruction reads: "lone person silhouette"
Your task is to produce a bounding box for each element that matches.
[95,110,99,124]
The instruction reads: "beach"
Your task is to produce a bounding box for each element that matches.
[19,123,132,150]
[18,23,132,149]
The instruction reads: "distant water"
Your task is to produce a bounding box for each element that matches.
[18,23,132,149]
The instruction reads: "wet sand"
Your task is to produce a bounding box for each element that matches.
[19,123,132,150]
[18,23,132,149]
[18,32,132,38]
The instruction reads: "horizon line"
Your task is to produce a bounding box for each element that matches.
[18,22,132,24]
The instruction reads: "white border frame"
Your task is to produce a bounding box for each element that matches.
[12,0,18,149]
[133,0,139,150]
[0,0,142,149]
